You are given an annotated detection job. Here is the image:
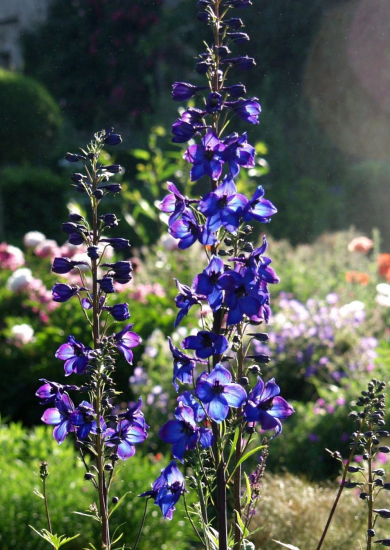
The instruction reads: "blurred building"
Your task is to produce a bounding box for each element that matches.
[0,0,49,69]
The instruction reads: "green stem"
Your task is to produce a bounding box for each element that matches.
[42,476,52,535]
[132,498,149,550]
[234,326,244,550]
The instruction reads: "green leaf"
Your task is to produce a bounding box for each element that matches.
[33,488,45,499]
[108,491,132,519]
[73,511,101,523]
[235,510,249,538]
[243,472,251,507]
[130,149,150,161]
[231,445,265,474]
[29,527,80,549]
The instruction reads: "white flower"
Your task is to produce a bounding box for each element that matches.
[376,294,390,307]
[339,300,365,317]
[7,268,33,292]
[23,231,46,247]
[377,283,390,297]
[9,324,35,346]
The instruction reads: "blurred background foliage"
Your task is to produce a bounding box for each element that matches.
[0,0,383,247]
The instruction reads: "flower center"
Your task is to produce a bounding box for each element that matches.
[212,380,224,395]
[259,397,274,411]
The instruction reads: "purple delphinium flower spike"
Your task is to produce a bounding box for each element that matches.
[182,330,229,360]
[195,363,247,423]
[55,335,92,376]
[41,392,75,444]
[105,419,148,460]
[183,130,226,181]
[243,377,295,435]
[110,324,142,364]
[139,460,186,520]
[199,176,248,234]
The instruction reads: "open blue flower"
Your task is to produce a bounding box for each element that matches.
[55,335,91,376]
[222,132,255,177]
[243,377,294,435]
[183,130,226,181]
[105,419,148,460]
[169,209,217,249]
[243,186,277,223]
[117,398,149,431]
[195,363,247,423]
[182,330,229,360]
[173,279,203,327]
[168,337,197,391]
[199,176,248,233]
[71,400,107,440]
[139,460,186,520]
[41,393,75,444]
[193,255,236,311]
[111,324,141,364]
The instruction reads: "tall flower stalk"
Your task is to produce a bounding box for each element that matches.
[36,129,148,550]
[150,1,294,548]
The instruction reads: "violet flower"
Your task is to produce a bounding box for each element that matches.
[111,324,142,364]
[183,130,226,181]
[105,419,148,460]
[195,363,247,423]
[243,377,295,435]
[55,335,92,376]
[182,330,229,359]
[41,393,75,444]
[139,460,186,520]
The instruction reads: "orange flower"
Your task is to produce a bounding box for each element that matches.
[345,270,370,285]
[348,236,373,253]
[378,254,390,280]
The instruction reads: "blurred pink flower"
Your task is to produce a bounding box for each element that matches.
[23,231,46,248]
[8,323,35,347]
[35,239,60,260]
[0,243,25,270]
[348,236,373,254]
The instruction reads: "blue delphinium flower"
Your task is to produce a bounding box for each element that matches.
[41,393,75,444]
[169,209,217,249]
[193,255,235,311]
[195,363,247,423]
[168,337,197,391]
[158,403,203,462]
[222,132,255,177]
[55,335,92,376]
[199,176,248,233]
[71,401,107,440]
[243,185,277,223]
[105,419,148,460]
[36,379,79,404]
[226,97,261,124]
[182,330,229,360]
[173,279,204,328]
[183,130,227,181]
[243,377,295,435]
[117,398,149,431]
[139,460,186,520]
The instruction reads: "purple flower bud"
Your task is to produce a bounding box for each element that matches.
[52,283,79,303]
[104,132,122,146]
[217,46,231,57]
[69,213,85,223]
[196,58,211,74]
[172,82,208,101]
[104,303,130,321]
[93,189,104,199]
[98,276,115,294]
[226,32,250,44]
[206,92,223,113]
[102,164,122,173]
[197,11,209,23]
[222,83,246,97]
[87,246,100,260]
[65,153,87,162]
[99,183,122,194]
[223,17,243,29]
[71,173,87,183]
[99,237,130,250]
[221,56,256,70]
[99,213,118,228]
[52,257,87,274]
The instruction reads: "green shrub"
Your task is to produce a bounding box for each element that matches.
[0,69,62,165]
[0,422,196,550]
[0,166,69,244]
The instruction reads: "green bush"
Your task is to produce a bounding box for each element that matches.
[0,166,69,245]
[0,69,62,165]
[0,422,196,550]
